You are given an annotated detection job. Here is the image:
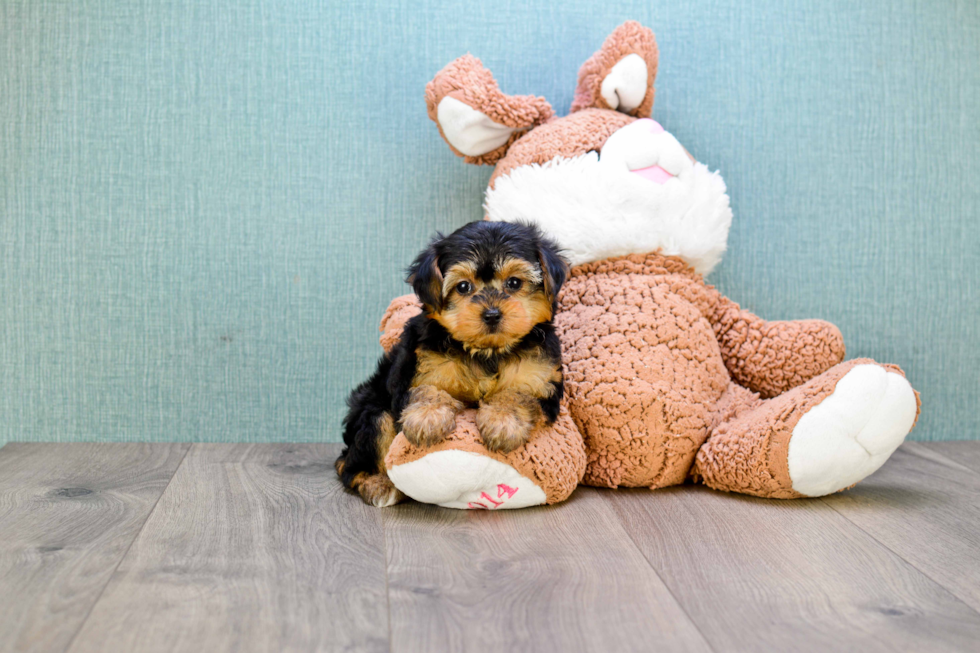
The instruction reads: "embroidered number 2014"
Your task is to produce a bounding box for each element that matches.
[467,484,519,509]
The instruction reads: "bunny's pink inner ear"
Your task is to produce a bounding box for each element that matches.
[426,54,553,165]
[571,21,659,117]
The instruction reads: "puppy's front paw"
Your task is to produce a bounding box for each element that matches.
[355,473,406,508]
[400,386,462,448]
[477,401,535,454]
[402,407,455,447]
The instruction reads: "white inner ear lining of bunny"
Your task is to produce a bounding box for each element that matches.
[437,97,517,157]
[600,54,648,112]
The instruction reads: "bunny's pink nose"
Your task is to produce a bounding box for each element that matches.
[629,120,675,185]
[640,118,665,134]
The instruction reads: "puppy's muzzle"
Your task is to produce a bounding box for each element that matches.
[482,307,503,331]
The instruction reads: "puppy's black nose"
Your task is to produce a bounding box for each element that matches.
[482,307,502,328]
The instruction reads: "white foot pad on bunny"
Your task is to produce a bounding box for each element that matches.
[788,364,917,497]
[388,450,547,510]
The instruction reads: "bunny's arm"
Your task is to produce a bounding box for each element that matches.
[703,289,846,398]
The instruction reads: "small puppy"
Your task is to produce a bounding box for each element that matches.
[336,221,568,507]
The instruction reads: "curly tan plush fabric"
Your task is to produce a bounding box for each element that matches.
[487,109,634,188]
[379,20,921,508]
[378,294,425,353]
[558,254,732,488]
[570,20,659,116]
[557,253,852,488]
[708,296,846,399]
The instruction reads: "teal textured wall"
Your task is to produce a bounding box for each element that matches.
[1,0,977,444]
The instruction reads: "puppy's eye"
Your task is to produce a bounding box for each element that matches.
[455,280,473,295]
[505,277,523,291]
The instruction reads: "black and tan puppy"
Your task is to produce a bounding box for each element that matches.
[337,221,568,506]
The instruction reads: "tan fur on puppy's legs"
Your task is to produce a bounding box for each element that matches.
[354,472,405,508]
[477,390,542,453]
[400,385,463,448]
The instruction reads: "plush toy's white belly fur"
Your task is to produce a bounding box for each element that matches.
[388,450,547,509]
[485,120,733,275]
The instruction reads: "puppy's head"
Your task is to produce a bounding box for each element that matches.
[407,221,567,354]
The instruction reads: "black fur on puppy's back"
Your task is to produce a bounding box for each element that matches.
[337,355,394,489]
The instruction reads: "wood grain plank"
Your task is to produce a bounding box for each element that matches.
[66,443,389,653]
[383,487,711,653]
[0,443,189,653]
[822,442,980,613]
[606,475,980,652]
[923,441,980,476]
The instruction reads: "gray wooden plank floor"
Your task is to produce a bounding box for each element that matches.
[1,441,979,653]
[821,442,980,613]
[383,488,711,653]
[0,444,189,653]
[928,440,980,475]
[607,483,980,652]
[66,444,389,653]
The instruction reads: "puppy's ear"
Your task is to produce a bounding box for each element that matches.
[407,244,444,311]
[536,234,568,304]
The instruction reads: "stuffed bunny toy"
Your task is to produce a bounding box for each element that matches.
[377,21,919,509]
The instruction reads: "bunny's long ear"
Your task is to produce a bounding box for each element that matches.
[425,55,553,165]
[571,21,659,117]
